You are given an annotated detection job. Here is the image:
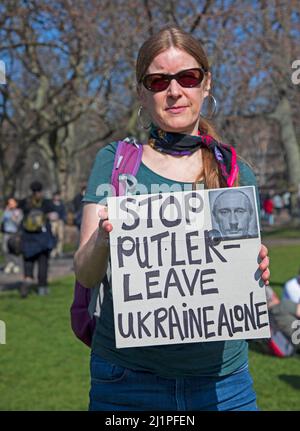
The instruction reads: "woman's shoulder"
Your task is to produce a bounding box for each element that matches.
[93,137,143,169]
[83,139,130,204]
[93,137,142,164]
[95,141,119,159]
[237,158,257,186]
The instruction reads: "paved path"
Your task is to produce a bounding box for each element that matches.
[0,254,74,292]
[262,238,300,247]
[1,235,299,293]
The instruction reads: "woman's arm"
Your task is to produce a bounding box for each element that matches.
[73,203,113,288]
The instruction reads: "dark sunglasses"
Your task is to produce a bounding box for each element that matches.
[142,67,207,93]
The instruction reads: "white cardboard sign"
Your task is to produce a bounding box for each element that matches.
[107,186,270,348]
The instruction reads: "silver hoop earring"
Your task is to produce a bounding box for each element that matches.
[137,106,151,130]
[200,94,217,120]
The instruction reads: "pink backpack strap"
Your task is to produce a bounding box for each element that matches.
[111,138,143,196]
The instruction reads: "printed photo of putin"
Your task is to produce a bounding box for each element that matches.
[209,187,259,240]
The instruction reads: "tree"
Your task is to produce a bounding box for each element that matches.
[0,0,116,199]
[0,0,299,211]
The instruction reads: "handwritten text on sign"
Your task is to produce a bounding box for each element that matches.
[107,186,270,348]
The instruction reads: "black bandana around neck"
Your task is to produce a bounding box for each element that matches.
[148,125,238,187]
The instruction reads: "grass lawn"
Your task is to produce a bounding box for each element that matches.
[0,245,300,410]
[261,226,300,240]
[0,275,90,411]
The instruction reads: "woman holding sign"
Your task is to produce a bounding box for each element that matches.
[74,26,270,411]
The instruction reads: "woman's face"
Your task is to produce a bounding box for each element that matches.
[139,47,211,136]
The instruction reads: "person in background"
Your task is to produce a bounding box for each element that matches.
[19,181,56,298]
[272,193,283,218]
[263,194,274,226]
[283,269,300,304]
[48,191,66,258]
[1,198,23,274]
[282,191,291,217]
[266,285,300,352]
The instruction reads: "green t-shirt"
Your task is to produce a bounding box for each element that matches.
[83,140,260,378]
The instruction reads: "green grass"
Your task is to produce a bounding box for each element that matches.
[0,275,90,411]
[0,245,300,410]
[63,242,77,254]
[265,244,300,295]
[261,227,300,239]
[249,349,300,410]
[249,244,300,411]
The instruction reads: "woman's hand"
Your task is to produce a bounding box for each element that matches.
[259,244,270,286]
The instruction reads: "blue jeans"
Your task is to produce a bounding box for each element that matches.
[89,352,258,411]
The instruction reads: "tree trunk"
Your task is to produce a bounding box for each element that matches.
[268,96,300,215]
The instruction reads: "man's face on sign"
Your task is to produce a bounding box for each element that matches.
[214,191,252,238]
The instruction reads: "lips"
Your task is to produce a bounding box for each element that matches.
[166,106,187,113]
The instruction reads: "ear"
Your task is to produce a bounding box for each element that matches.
[203,72,212,98]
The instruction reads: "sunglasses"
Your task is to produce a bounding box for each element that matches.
[142,67,207,93]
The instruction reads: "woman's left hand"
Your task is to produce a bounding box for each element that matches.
[259,244,270,286]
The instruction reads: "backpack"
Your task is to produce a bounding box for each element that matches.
[7,232,23,256]
[0,220,5,233]
[70,138,143,347]
[22,198,46,233]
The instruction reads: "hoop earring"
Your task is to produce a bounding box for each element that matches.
[200,94,217,120]
[137,106,151,130]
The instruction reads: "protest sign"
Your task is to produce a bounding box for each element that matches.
[107,186,270,348]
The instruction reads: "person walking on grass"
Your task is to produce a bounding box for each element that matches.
[19,181,56,298]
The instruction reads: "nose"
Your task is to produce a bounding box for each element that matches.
[167,78,182,97]
[229,212,239,228]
